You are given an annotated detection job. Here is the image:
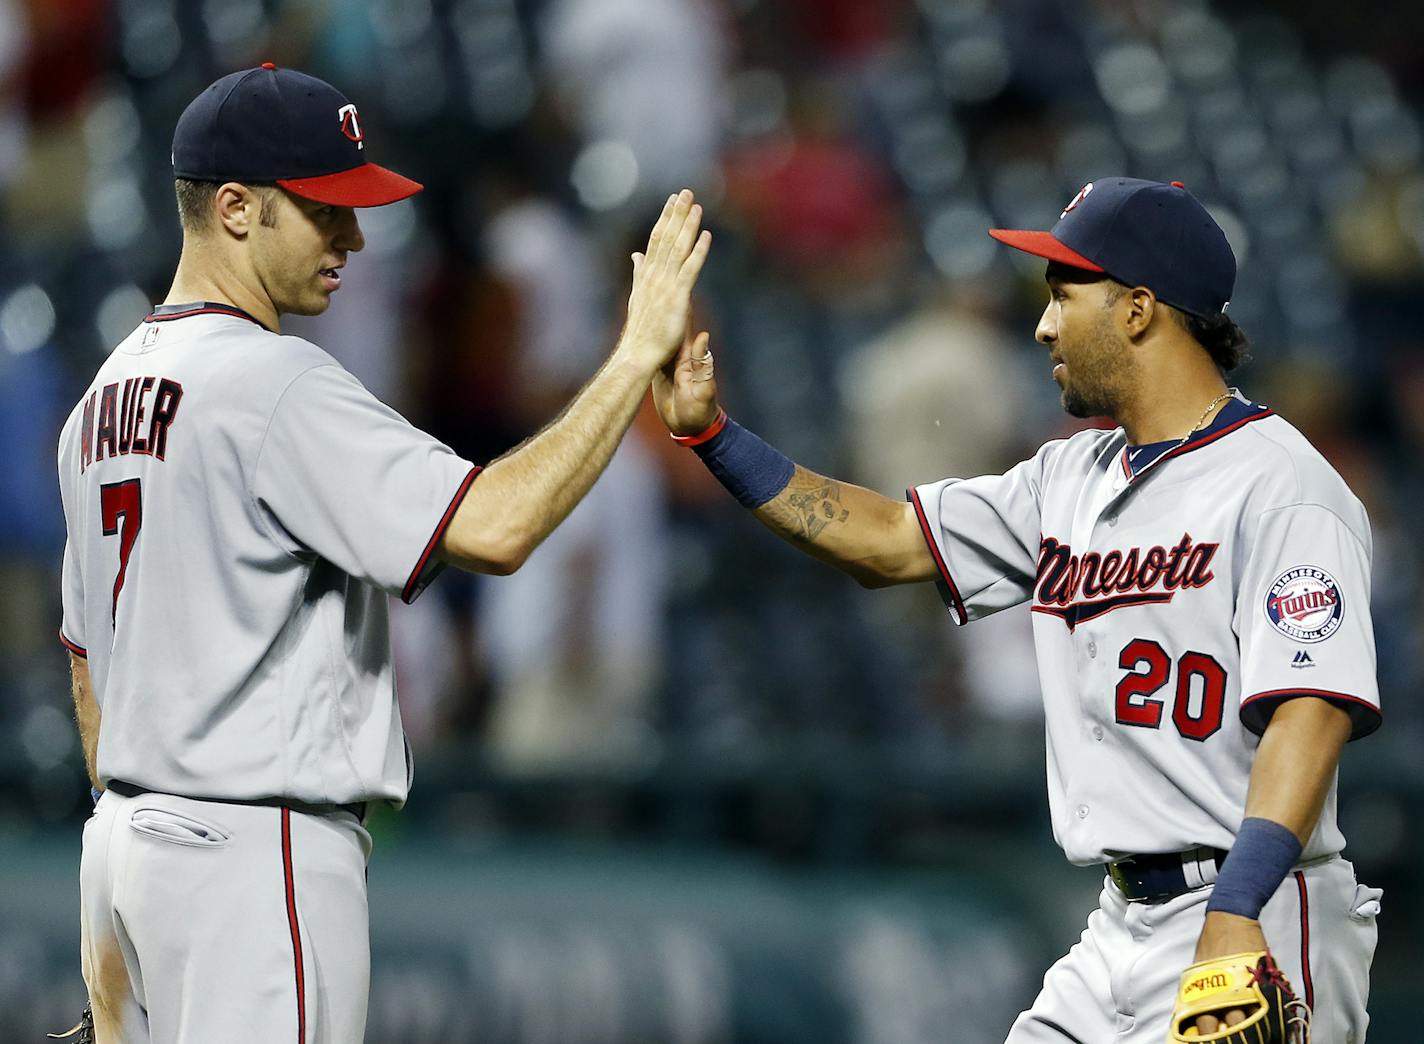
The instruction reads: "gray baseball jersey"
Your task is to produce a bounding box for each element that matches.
[57,303,478,806]
[910,393,1381,866]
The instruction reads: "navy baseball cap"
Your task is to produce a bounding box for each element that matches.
[989,178,1235,317]
[172,63,422,207]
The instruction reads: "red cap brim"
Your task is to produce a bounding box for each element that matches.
[988,229,1104,272]
[278,162,423,207]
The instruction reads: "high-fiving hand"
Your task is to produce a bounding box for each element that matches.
[652,313,720,438]
[618,189,712,375]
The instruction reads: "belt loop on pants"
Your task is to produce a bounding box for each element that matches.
[1106,846,1228,903]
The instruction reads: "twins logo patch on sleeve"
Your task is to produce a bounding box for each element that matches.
[1265,565,1343,643]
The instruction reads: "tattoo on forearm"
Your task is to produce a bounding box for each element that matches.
[764,472,850,543]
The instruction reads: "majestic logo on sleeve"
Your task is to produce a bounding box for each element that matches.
[1265,566,1343,643]
[1033,533,1218,630]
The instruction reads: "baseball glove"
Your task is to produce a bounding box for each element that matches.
[47,1002,94,1043]
[1167,952,1310,1043]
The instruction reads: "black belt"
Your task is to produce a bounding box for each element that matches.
[1106,846,1227,903]
[106,780,367,823]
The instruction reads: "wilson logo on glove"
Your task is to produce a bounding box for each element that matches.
[1168,951,1310,1043]
[1185,971,1231,995]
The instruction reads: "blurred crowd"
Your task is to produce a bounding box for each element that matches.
[3,0,1424,835]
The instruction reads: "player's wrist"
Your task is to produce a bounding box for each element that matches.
[608,340,660,378]
[1202,910,1259,926]
[1194,911,1264,961]
[670,407,727,445]
[611,332,677,379]
[683,414,795,508]
[1206,817,1302,921]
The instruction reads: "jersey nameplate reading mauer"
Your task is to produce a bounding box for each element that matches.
[78,377,184,471]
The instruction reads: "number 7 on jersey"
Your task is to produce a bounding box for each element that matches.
[100,478,143,626]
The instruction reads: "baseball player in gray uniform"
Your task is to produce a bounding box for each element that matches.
[653,178,1380,1041]
[57,64,710,1042]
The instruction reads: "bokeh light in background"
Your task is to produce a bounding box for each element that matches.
[1,0,1422,1040]
[1,282,55,354]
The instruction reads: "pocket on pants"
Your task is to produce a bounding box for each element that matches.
[128,806,232,848]
[1349,882,1383,921]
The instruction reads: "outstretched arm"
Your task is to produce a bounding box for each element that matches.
[438,190,712,574]
[652,334,936,587]
[750,466,935,587]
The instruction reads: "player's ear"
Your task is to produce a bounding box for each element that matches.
[214,182,258,237]
[1123,286,1157,338]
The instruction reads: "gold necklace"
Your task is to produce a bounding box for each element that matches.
[1128,391,1234,476]
[1181,389,1233,444]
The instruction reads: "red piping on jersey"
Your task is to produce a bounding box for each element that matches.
[1294,870,1314,1011]
[281,808,306,1044]
[907,486,968,625]
[1153,409,1275,469]
[402,466,481,604]
[1119,408,1275,480]
[1244,687,1378,709]
[59,630,87,658]
[143,305,270,330]
[1241,688,1382,740]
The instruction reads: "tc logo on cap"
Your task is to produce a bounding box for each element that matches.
[338,104,364,149]
[1061,182,1093,219]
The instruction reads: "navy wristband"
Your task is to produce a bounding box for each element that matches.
[1206,817,1303,919]
[693,418,796,508]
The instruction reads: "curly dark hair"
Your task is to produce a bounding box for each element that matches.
[1045,264,1251,373]
[1176,308,1251,373]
